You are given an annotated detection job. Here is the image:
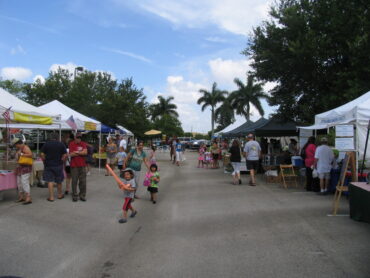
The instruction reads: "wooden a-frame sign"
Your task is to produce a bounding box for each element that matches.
[332,151,357,215]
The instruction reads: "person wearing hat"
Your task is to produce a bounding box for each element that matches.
[243,133,261,186]
[314,137,334,194]
[40,133,67,202]
[13,138,33,204]
[69,133,88,202]
[118,168,137,223]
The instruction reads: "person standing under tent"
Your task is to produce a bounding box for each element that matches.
[69,133,88,202]
[302,136,318,192]
[40,133,67,202]
[105,137,117,176]
[119,136,127,152]
[314,137,334,195]
[243,133,261,186]
[13,139,33,204]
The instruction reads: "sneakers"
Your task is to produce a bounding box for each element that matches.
[130,211,137,218]
[118,218,127,223]
[152,200,156,204]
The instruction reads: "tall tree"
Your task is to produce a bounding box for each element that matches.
[245,0,370,123]
[197,82,227,137]
[229,76,267,121]
[149,96,179,121]
[215,95,235,132]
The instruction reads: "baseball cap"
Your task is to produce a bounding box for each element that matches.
[246,134,254,139]
[321,137,328,142]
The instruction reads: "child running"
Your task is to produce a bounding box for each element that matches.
[118,168,137,223]
[197,143,206,168]
[116,148,127,171]
[147,164,160,204]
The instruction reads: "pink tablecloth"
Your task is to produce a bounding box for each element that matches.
[0,171,17,191]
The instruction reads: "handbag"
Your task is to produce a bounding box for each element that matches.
[18,155,33,166]
[143,172,152,187]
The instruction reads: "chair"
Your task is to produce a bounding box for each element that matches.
[280,164,298,189]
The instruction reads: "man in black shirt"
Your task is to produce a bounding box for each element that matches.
[40,133,67,201]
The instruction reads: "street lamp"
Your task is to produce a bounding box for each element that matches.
[74,66,84,78]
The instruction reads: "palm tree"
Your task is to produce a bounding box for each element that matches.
[215,95,235,131]
[197,82,227,137]
[150,95,179,121]
[229,76,267,121]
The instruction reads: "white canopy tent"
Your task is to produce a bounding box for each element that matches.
[299,90,370,163]
[116,125,134,136]
[0,88,61,127]
[39,100,101,131]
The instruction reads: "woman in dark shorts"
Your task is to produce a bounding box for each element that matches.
[64,133,74,195]
[210,141,220,169]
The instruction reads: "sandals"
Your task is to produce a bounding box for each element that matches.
[23,200,32,205]
[47,198,54,202]
[15,199,25,203]
[58,194,65,199]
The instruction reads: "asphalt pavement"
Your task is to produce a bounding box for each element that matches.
[0,150,369,278]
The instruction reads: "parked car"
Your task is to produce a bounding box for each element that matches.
[190,139,210,149]
[178,137,194,148]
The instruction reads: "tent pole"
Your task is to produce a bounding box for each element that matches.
[98,128,101,175]
[360,120,370,175]
[36,129,40,156]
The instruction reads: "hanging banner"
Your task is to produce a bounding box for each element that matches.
[84,121,97,131]
[13,112,52,125]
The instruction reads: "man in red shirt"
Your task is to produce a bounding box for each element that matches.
[69,133,88,202]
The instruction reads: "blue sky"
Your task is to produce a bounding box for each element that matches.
[0,0,275,133]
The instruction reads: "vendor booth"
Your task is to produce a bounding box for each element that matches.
[223,118,268,138]
[214,115,249,137]
[0,89,62,198]
[298,90,370,165]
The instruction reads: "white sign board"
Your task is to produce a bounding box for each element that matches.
[336,125,354,137]
[299,129,312,137]
[335,137,354,150]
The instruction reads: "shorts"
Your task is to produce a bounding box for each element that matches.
[43,165,64,183]
[212,153,219,160]
[118,164,123,170]
[65,166,71,174]
[122,197,133,211]
[231,162,241,174]
[147,187,158,193]
[318,172,330,179]
[106,157,115,164]
[176,151,183,162]
[246,160,259,170]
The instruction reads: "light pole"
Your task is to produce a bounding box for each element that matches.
[74,66,84,78]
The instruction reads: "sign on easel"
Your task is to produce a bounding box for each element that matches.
[332,152,357,215]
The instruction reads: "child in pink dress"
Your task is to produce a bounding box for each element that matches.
[197,143,206,168]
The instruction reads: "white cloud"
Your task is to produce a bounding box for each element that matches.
[33,75,45,84]
[0,67,32,81]
[205,37,229,43]
[208,58,251,88]
[124,0,271,35]
[49,62,80,74]
[10,44,26,55]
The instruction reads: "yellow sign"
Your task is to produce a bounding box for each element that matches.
[13,112,52,125]
[84,121,97,131]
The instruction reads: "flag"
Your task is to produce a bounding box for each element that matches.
[66,115,77,131]
[2,106,11,123]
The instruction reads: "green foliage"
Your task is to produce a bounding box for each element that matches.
[0,79,25,98]
[197,82,227,137]
[14,68,151,137]
[229,76,267,121]
[152,114,183,137]
[149,96,179,121]
[215,95,235,131]
[245,0,370,123]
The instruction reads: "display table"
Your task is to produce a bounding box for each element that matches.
[0,170,17,191]
[0,170,17,201]
[349,182,370,224]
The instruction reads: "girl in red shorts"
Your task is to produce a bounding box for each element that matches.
[118,169,137,223]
